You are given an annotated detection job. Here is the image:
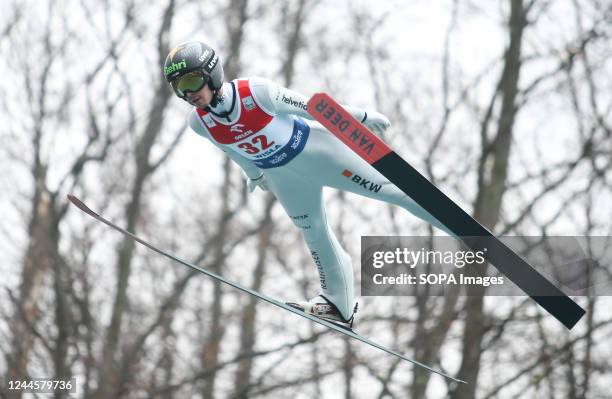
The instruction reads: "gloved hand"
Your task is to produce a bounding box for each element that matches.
[362,110,391,135]
[244,172,269,193]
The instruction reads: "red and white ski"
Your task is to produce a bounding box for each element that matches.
[306,93,585,330]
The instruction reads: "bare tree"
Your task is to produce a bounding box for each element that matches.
[1,1,610,398]
[93,1,181,396]
[3,1,114,395]
[451,0,528,396]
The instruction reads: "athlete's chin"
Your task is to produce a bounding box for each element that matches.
[198,102,210,109]
[190,99,209,108]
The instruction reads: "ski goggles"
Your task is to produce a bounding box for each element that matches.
[170,71,210,98]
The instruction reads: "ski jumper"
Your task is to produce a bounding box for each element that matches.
[188,77,451,320]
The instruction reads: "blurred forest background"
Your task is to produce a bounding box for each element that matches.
[1,0,611,398]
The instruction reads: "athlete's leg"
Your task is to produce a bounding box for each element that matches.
[265,169,355,320]
[302,126,454,236]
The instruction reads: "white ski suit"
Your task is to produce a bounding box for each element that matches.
[188,77,450,320]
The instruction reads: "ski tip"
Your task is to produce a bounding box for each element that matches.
[306,93,332,113]
[309,92,329,99]
[67,194,100,218]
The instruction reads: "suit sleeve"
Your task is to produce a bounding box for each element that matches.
[187,110,263,179]
[248,77,367,122]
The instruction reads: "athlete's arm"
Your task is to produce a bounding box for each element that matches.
[249,77,391,134]
[249,77,365,120]
[187,110,263,179]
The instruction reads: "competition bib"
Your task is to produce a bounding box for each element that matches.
[196,79,309,169]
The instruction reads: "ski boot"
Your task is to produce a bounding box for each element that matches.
[286,295,359,331]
